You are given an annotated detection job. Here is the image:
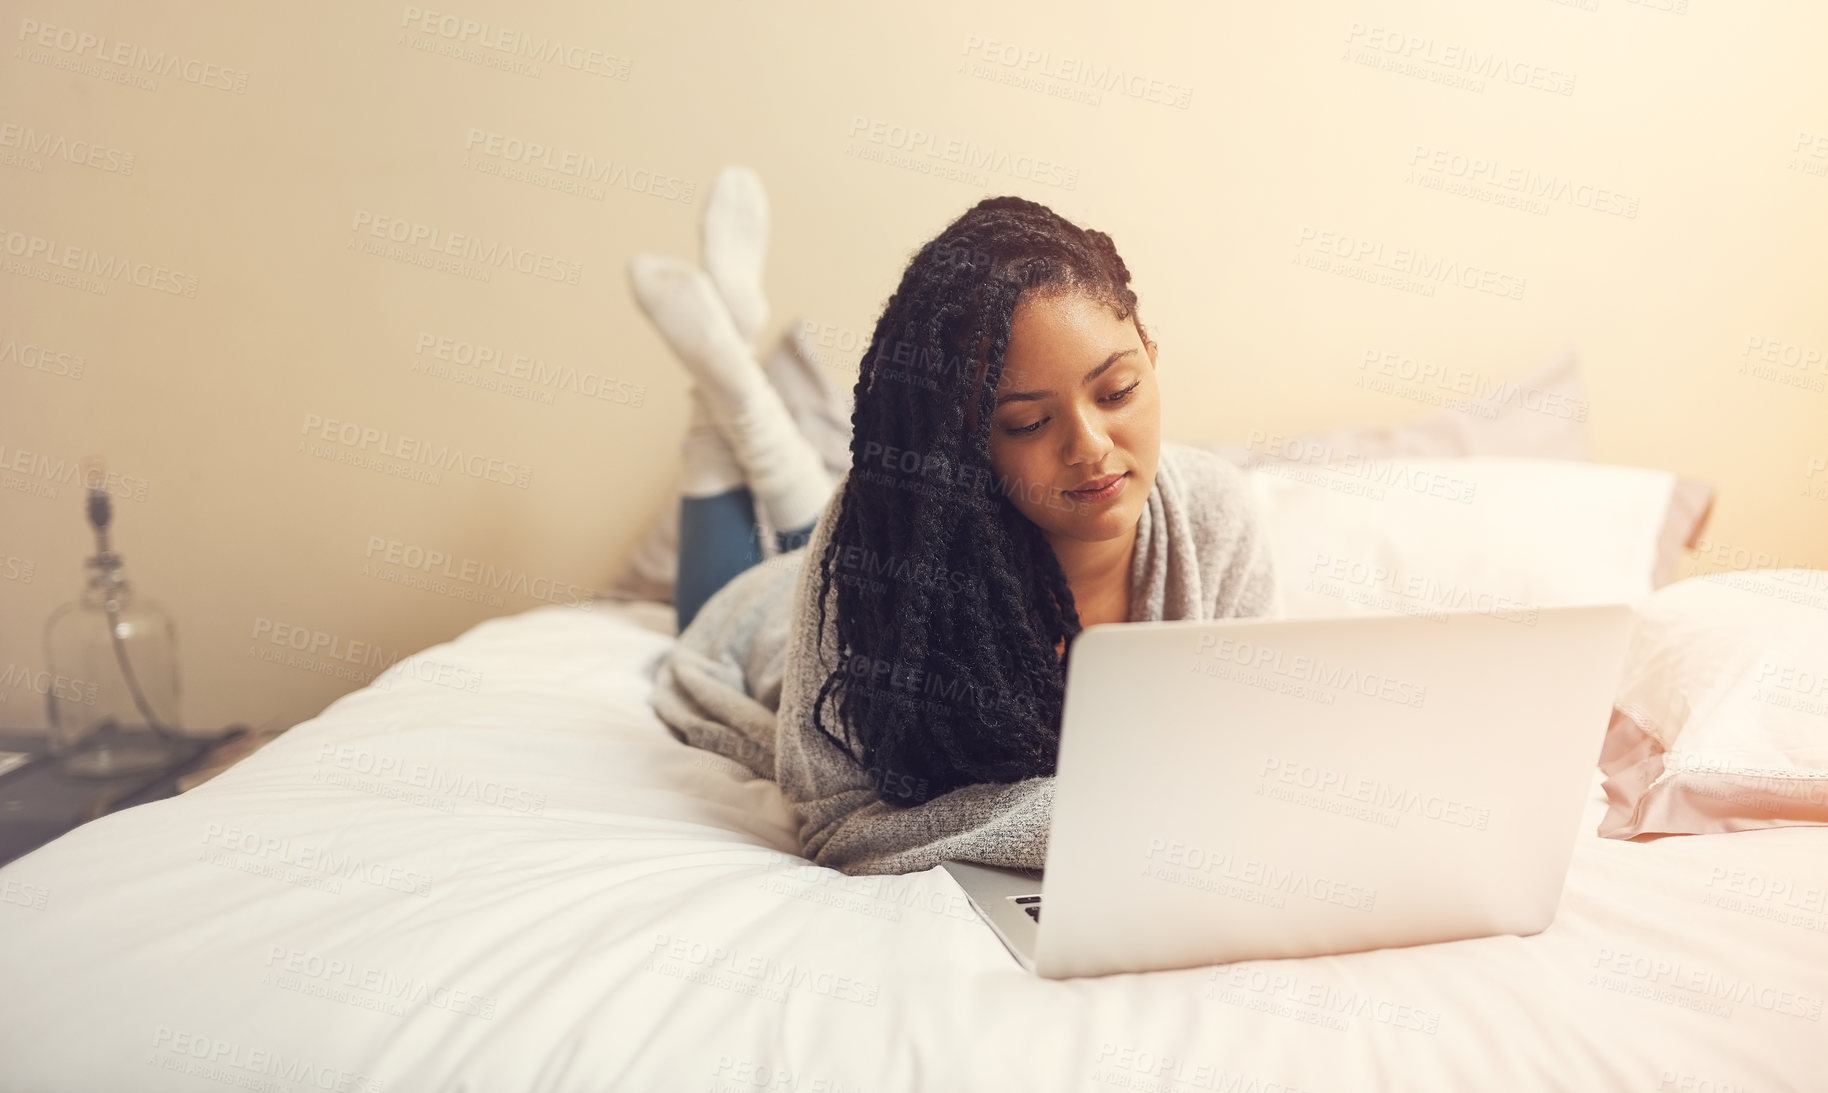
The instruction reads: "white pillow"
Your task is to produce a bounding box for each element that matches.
[1246,457,1675,621]
[1598,569,1828,837]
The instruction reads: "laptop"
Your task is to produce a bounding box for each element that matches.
[939,603,1636,979]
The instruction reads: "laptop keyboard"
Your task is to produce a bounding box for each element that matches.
[1011,894,1042,922]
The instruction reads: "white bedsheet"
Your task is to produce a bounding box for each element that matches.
[1,602,1823,1093]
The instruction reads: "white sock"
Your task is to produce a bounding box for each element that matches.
[631,254,731,370]
[679,387,744,498]
[630,254,831,531]
[723,396,832,532]
[703,166,770,345]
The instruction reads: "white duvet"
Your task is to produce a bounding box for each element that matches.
[1,602,1823,1093]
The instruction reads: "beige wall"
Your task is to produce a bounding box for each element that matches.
[3,0,1824,737]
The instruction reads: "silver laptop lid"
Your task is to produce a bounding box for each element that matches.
[1034,604,1635,979]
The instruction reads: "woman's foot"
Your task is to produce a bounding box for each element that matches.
[629,254,749,399]
[703,166,771,345]
[629,254,832,532]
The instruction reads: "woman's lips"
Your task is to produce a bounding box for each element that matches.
[1065,471,1127,504]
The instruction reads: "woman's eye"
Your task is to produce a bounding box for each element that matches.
[1003,383,1140,437]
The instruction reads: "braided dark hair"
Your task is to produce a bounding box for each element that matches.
[809,195,1152,805]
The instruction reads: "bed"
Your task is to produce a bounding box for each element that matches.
[1,594,1824,1092]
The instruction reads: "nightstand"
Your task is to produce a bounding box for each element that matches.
[0,730,220,867]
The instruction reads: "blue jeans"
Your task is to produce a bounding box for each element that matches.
[675,487,817,634]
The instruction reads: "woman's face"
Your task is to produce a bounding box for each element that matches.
[986,291,1161,545]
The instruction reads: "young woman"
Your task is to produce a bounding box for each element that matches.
[639,192,1280,876]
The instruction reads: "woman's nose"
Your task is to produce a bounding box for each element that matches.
[1061,407,1114,465]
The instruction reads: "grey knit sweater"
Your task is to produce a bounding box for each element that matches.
[647,441,1281,875]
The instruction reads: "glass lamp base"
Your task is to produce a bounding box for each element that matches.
[56,724,186,778]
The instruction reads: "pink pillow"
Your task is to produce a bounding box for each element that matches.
[1598,569,1828,838]
[1194,349,1712,587]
